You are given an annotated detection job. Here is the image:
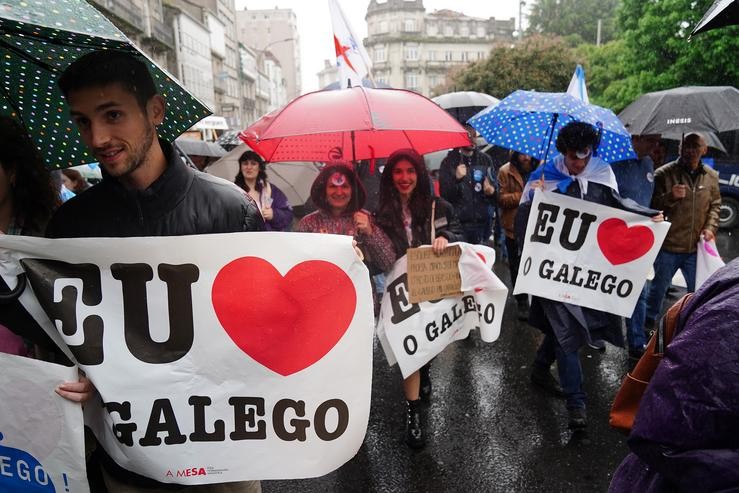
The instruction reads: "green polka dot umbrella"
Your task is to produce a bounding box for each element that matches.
[0,0,211,169]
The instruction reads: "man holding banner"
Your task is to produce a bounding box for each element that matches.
[47,50,264,492]
[517,122,664,430]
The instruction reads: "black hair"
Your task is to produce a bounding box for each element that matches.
[510,151,539,169]
[555,121,600,155]
[310,164,366,215]
[58,50,157,111]
[376,148,433,251]
[0,116,59,234]
[235,150,268,193]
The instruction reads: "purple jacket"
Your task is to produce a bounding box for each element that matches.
[262,183,293,231]
[609,258,739,493]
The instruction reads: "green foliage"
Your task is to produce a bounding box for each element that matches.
[527,0,620,44]
[450,36,577,99]
[451,0,739,113]
[584,0,739,111]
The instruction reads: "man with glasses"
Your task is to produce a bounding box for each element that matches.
[644,133,721,332]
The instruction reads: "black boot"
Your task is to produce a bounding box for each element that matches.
[419,363,432,402]
[404,399,426,449]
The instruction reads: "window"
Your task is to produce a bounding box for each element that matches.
[405,72,418,89]
[427,23,437,36]
[428,75,439,88]
[427,50,436,61]
[478,51,486,60]
[405,46,418,61]
[461,51,469,62]
[460,24,470,36]
[444,24,454,36]
[477,26,486,37]
[444,51,453,61]
[374,46,386,63]
[404,19,416,32]
[379,20,388,33]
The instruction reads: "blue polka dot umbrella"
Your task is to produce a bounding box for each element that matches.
[468,90,636,164]
[0,0,211,169]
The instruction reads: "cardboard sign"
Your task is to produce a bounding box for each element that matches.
[0,232,373,485]
[514,190,670,316]
[406,245,462,303]
[0,353,89,493]
[377,244,508,378]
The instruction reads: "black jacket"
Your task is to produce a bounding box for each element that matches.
[47,140,264,238]
[42,140,263,490]
[439,148,496,226]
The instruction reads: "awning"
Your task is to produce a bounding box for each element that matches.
[193,115,229,130]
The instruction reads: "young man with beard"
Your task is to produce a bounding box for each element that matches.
[47,50,264,492]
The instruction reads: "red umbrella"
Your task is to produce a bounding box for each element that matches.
[240,86,471,163]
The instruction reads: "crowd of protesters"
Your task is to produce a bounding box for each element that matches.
[1,48,736,493]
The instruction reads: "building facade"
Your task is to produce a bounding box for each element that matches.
[235,8,301,101]
[164,6,215,110]
[364,0,515,97]
[89,0,175,68]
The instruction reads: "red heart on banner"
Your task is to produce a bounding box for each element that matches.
[597,218,655,265]
[212,257,357,376]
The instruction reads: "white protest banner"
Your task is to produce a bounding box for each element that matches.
[0,353,89,493]
[376,244,508,378]
[514,190,670,316]
[0,233,373,484]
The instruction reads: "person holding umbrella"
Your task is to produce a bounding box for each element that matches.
[519,122,663,431]
[46,49,264,493]
[644,133,721,331]
[235,150,293,231]
[375,149,463,449]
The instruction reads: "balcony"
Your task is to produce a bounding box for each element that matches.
[214,77,227,95]
[147,18,174,49]
[91,0,144,33]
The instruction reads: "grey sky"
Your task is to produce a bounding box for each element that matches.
[235,0,527,92]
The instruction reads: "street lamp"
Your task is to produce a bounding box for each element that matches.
[518,1,526,37]
[255,37,295,66]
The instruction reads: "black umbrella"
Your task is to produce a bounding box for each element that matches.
[618,86,739,136]
[691,0,739,37]
[432,91,499,124]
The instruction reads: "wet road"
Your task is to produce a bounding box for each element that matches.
[264,229,738,493]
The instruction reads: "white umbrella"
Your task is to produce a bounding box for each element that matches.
[205,143,320,207]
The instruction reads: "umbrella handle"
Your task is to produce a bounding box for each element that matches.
[0,274,26,304]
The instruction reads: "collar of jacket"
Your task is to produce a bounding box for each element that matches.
[102,139,195,216]
[678,158,708,176]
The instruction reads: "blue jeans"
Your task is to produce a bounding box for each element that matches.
[646,250,696,323]
[626,283,650,350]
[534,333,585,410]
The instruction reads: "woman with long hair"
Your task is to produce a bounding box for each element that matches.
[498,151,538,320]
[297,164,396,288]
[235,150,293,231]
[375,148,462,449]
